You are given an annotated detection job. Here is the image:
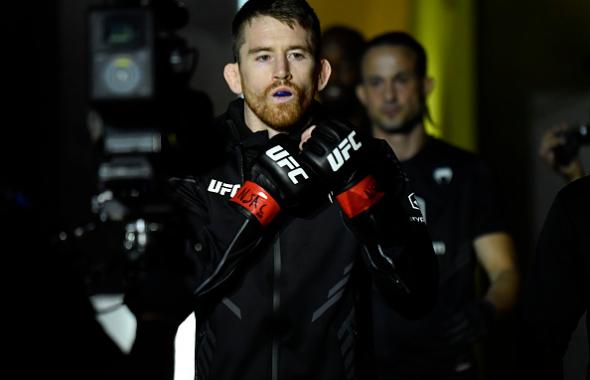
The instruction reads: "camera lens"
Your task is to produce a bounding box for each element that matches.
[579,124,589,144]
[552,124,589,166]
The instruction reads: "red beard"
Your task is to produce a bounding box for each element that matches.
[244,79,314,131]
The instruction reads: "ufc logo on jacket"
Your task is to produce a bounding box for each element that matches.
[265,145,309,184]
[327,130,362,172]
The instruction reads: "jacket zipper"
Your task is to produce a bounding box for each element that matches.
[237,144,245,184]
[238,134,281,379]
[272,234,281,380]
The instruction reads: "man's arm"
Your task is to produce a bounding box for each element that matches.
[168,176,262,301]
[354,169,439,320]
[474,231,519,316]
[436,232,519,347]
[299,120,438,319]
[170,134,318,301]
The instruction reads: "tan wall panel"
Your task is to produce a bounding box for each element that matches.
[308,0,410,38]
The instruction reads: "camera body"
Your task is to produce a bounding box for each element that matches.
[82,0,195,294]
[89,8,156,101]
[88,0,193,103]
[572,124,589,143]
[553,123,590,166]
[87,0,191,222]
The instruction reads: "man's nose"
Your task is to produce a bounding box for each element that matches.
[383,82,396,101]
[273,55,292,81]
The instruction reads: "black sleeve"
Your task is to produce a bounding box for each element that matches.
[469,158,507,238]
[347,139,439,319]
[123,173,266,325]
[167,176,264,302]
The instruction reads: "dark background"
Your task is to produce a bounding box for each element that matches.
[5,0,589,378]
[11,0,590,248]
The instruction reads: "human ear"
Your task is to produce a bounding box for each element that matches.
[423,77,435,97]
[356,84,367,106]
[316,58,332,91]
[223,63,242,95]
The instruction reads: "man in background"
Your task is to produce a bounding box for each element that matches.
[517,122,589,379]
[319,25,368,128]
[356,31,519,379]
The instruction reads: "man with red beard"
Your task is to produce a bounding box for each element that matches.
[127,2,437,379]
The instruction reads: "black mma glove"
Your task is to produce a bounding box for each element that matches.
[231,133,316,227]
[299,119,406,283]
[185,134,317,301]
[299,119,384,219]
[300,119,439,313]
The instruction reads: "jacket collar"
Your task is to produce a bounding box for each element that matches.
[225,97,324,144]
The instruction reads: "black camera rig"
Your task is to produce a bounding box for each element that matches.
[553,122,590,166]
[69,0,197,294]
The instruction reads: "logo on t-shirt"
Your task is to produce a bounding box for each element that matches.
[408,192,420,210]
[414,194,426,222]
[432,241,446,255]
[433,166,453,185]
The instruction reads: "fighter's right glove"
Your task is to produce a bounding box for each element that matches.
[299,119,385,234]
[230,133,315,227]
[191,133,317,300]
[299,119,400,270]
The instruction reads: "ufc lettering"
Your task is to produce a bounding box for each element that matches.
[327,130,362,172]
[207,179,241,197]
[265,145,309,184]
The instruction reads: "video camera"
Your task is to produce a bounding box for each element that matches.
[79,0,196,293]
[87,0,195,216]
[88,0,194,102]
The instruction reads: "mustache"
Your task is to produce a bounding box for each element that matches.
[265,80,301,96]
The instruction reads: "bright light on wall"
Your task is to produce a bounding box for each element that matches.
[237,0,247,10]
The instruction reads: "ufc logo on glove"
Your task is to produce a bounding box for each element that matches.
[266,145,309,184]
[327,131,362,172]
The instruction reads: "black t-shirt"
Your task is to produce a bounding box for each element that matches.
[373,137,506,376]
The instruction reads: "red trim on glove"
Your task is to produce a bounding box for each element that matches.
[336,175,384,218]
[230,181,281,227]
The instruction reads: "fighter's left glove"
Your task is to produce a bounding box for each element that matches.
[300,119,438,316]
[299,119,403,283]
[298,119,384,222]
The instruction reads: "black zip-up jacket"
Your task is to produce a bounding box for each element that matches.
[168,99,437,380]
